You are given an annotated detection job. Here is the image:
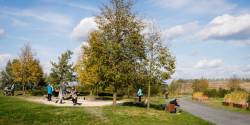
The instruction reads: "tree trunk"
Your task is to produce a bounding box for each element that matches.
[23,84,25,95]
[96,86,99,96]
[90,90,93,96]
[127,86,130,98]
[147,81,151,109]
[113,88,117,106]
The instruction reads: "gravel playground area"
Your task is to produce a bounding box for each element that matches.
[18,96,124,107]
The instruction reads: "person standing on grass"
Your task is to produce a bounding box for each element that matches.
[47,84,53,101]
[71,87,78,105]
[137,88,143,102]
[57,82,65,104]
[10,83,15,96]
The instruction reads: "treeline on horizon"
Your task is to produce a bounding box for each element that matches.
[174,78,250,83]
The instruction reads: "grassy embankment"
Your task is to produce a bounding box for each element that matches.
[204,98,250,114]
[0,96,213,125]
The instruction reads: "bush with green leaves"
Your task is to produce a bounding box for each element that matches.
[204,88,230,98]
[204,89,217,97]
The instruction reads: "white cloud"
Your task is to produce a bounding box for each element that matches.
[0,54,13,70]
[194,59,223,69]
[1,7,71,27]
[162,21,200,40]
[72,42,89,62]
[0,28,5,36]
[59,2,98,12]
[174,63,250,79]
[73,42,89,55]
[242,65,250,73]
[41,61,52,74]
[71,17,97,41]
[199,14,250,41]
[163,25,184,40]
[152,0,236,14]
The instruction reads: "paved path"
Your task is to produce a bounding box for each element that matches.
[180,99,250,125]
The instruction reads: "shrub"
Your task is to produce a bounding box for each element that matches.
[204,88,230,98]
[217,88,230,98]
[98,92,113,96]
[204,89,217,97]
[31,89,47,96]
[192,92,208,101]
[78,91,90,96]
[247,93,250,109]
[223,91,249,108]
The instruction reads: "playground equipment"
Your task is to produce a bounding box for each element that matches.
[54,86,81,105]
[3,84,15,96]
[3,87,12,96]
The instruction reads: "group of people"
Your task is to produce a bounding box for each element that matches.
[47,82,79,105]
[137,88,181,114]
[3,84,15,96]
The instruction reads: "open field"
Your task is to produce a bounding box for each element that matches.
[0,96,213,125]
[179,81,250,94]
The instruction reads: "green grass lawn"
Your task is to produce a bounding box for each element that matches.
[0,96,214,125]
[203,98,250,114]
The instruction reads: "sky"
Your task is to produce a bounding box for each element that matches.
[0,0,250,79]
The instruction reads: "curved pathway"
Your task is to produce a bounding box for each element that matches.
[180,99,250,125]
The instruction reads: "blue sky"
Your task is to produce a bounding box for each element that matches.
[0,0,250,79]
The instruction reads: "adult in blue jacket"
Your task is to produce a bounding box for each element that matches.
[137,88,143,102]
[47,84,53,101]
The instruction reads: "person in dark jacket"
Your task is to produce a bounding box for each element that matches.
[10,84,15,96]
[71,87,78,105]
[169,98,181,113]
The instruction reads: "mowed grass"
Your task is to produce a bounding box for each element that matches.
[205,98,250,114]
[0,96,213,125]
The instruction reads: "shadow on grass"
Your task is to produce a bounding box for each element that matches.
[121,102,166,111]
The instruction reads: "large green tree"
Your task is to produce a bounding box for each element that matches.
[96,0,145,105]
[76,0,145,105]
[144,23,176,109]
[49,50,74,84]
[76,0,176,106]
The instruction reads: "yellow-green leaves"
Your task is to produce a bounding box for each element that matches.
[4,44,43,88]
